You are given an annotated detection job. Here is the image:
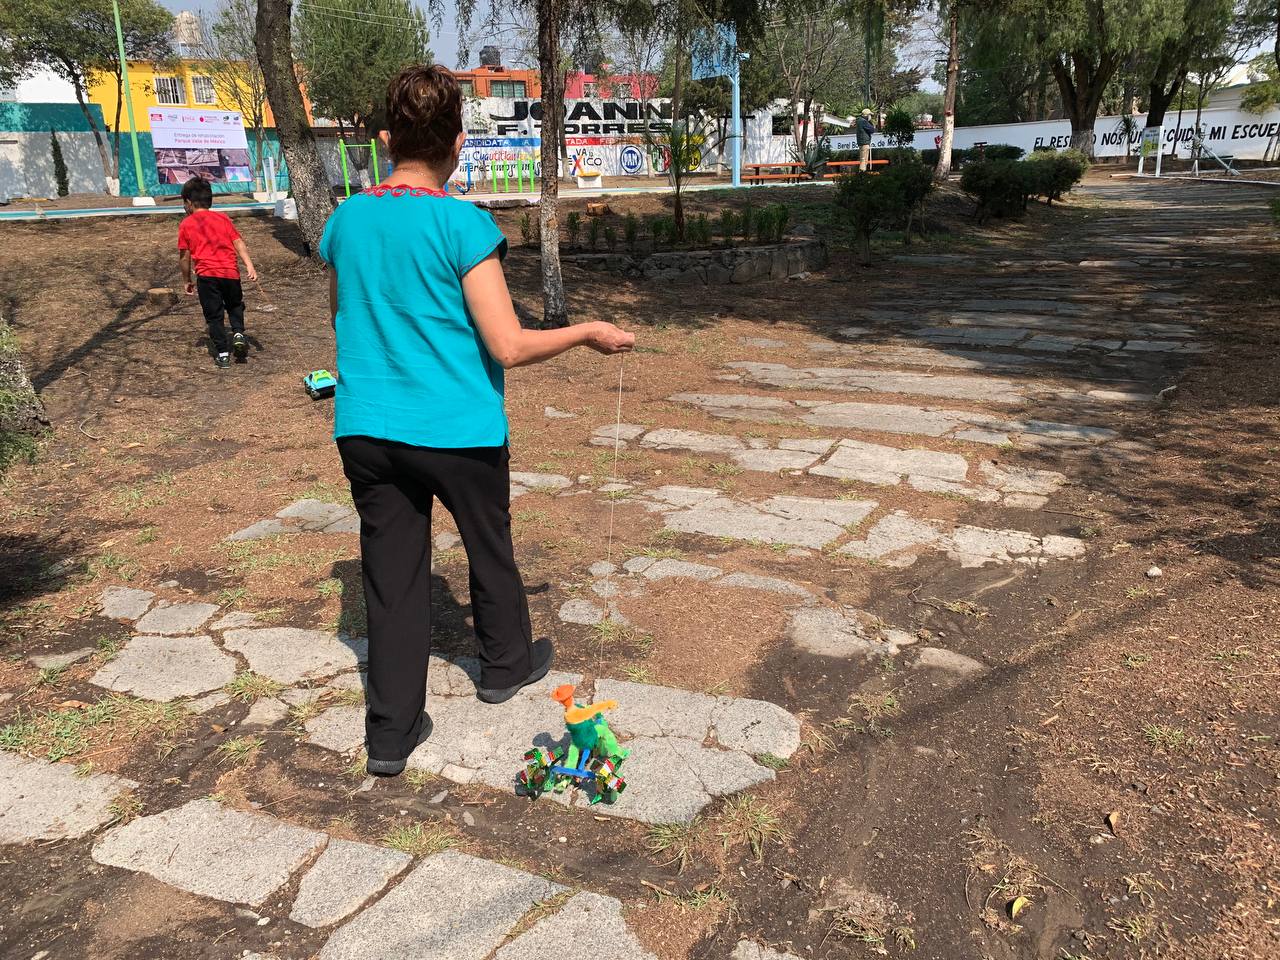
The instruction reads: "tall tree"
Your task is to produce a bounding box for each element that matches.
[296,0,432,144]
[934,0,959,179]
[255,0,332,256]
[764,5,864,153]
[0,0,172,184]
[1138,0,1234,139]
[1019,0,1176,156]
[196,0,272,183]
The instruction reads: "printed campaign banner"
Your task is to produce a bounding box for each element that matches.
[149,108,253,185]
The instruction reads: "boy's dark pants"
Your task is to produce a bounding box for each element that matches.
[337,436,534,762]
[195,276,245,354]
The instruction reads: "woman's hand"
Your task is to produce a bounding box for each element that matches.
[585,321,635,355]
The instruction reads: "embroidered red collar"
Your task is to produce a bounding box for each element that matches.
[361,184,449,197]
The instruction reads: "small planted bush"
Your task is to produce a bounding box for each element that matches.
[1024,148,1089,203]
[519,210,536,245]
[624,212,639,251]
[719,208,738,245]
[881,154,935,242]
[771,204,790,242]
[981,143,1026,161]
[834,171,908,264]
[960,159,1031,223]
[604,224,618,252]
[739,204,755,242]
[566,211,581,247]
[587,216,602,251]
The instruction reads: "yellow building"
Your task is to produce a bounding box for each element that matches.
[86,59,280,131]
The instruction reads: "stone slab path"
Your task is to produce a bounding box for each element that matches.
[595,424,1065,509]
[92,587,801,826]
[670,392,1118,447]
[0,752,138,843]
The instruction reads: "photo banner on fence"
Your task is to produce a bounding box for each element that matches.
[149,108,253,186]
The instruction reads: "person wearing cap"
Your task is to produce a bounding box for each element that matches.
[856,108,876,171]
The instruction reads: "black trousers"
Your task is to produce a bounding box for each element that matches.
[196,276,245,354]
[337,436,534,761]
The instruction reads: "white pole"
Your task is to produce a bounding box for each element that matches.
[265,155,277,201]
[1154,125,1163,178]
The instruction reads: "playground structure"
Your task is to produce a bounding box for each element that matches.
[451,154,540,195]
[337,140,383,197]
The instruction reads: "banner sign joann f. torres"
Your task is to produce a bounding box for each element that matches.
[488,99,674,137]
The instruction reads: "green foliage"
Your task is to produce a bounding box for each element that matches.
[1240,54,1280,114]
[688,213,713,247]
[834,171,906,263]
[566,211,581,246]
[882,108,915,147]
[587,216,602,251]
[794,138,833,178]
[604,224,619,252]
[980,144,1026,161]
[959,159,1029,223]
[718,208,737,244]
[880,154,935,242]
[623,212,639,251]
[644,117,713,241]
[49,130,69,196]
[519,210,536,245]
[296,0,431,137]
[1023,148,1089,203]
[739,204,755,242]
[877,146,921,167]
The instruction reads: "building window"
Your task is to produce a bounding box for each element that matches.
[192,76,216,104]
[458,79,475,97]
[154,76,186,105]
[490,80,525,98]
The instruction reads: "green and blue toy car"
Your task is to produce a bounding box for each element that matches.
[303,369,337,400]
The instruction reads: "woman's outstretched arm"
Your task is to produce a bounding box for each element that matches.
[463,252,634,369]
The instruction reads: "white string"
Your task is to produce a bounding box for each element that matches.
[603,352,626,577]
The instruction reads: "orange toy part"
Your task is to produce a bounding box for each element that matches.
[550,685,618,724]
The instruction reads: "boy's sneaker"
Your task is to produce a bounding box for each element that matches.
[215,352,231,368]
[232,333,248,363]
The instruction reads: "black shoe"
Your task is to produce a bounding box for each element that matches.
[232,333,248,363]
[476,638,554,704]
[366,713,433,778]
[215,352,231,368]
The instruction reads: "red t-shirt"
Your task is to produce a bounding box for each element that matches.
[177,208,242,280]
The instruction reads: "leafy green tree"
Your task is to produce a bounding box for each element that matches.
[1240,52,1280,113]
[882,106,915,145]
[0,0,172,183]
[296,0,432,142]
[1016,0,1180,156]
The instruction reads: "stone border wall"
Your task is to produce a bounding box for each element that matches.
[564,237,827,285]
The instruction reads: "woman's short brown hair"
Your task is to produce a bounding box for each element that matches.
[385,64,463,169]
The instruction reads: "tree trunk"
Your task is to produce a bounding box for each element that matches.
[1051,52,1118,158]
[255,0,331,257]
[855,228,871,265]
[73,76,113,184]
[670,27,686,241]
[1145,69,1185,134]
[537,0,569,328]
[933,3,959,182]
[111,72,123,179]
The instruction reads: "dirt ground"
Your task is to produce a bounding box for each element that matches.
[1,172,1278,959]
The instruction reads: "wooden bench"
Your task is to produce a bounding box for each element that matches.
[746,172,801,184]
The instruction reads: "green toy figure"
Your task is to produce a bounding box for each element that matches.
[516,684,629,804]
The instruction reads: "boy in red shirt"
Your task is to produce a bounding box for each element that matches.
[178,177,257,368]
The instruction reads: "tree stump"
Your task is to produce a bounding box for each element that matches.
[586,202,613,217]
[147,287,178,305]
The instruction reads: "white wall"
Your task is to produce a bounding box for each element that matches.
[0,131,107,200]
[829,104,1280,160]
[12,69,79,105]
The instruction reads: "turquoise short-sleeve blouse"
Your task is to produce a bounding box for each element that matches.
[318,185,510,448]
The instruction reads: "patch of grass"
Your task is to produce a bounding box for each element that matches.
[706,461,742,477]
[675,884,731,912]
[91,551,137,582]
[343,750,369,780]
[1122,653,1151,670]
[35,665,66,688]
[601,487,632,501]
[224,671,284,704]
[107,791,144,824]
[331,687,364,707]
[1106,914,1153,945]
[0,695,185,762]
[316,577,344,598]
[936,598,988,618]
[404,768,439,792]
[835,692,902,737]
[217,586,248,607]
[216,735,264,765]
[288,696,327,728]
[224,540,290,575]
[645,820,701,872]
[301,481,351,504]
[1125,586,1152,600]
[381,822,457,856]
[755,753,789,771]
[1142,723,1191,752]
[715,795,788,861]
[636,546,684,560]
[623,665,655,684]
[514,509,550,524]
[135,525,158,544]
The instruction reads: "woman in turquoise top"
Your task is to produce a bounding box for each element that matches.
[320,65,634,777]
